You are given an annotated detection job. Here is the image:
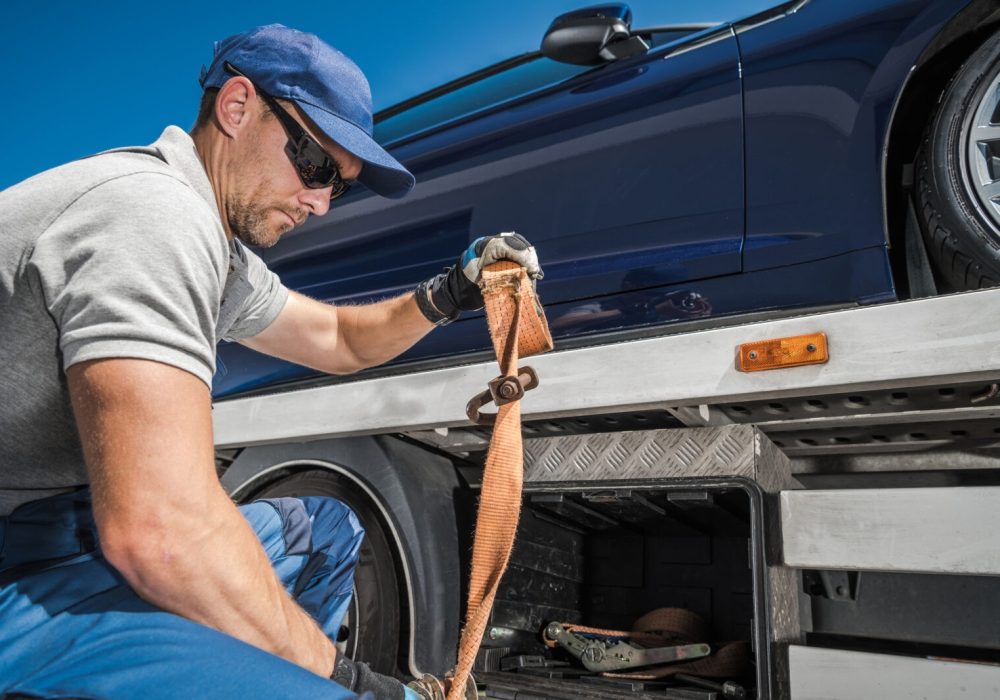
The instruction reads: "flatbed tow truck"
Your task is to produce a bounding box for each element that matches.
[212,285,1000,699]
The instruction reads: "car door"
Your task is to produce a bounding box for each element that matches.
[215,25,745,397]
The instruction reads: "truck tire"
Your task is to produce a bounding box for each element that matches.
[252,469,402,675]
[916,30,1000,290]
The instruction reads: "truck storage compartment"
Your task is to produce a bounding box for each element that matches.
[475,480,775,699]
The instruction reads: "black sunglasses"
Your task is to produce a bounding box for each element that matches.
[225,62,353,200]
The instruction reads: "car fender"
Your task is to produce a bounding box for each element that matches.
[737,0,976,273]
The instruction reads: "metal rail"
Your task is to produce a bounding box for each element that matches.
[213,287,1000,448]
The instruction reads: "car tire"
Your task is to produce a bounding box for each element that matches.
[916,30,1000,291]
[251,469,403,676]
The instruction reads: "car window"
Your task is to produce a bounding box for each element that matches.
[374,28,705,146]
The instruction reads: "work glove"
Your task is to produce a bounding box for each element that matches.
[414,232,543,325]
[332,654,413,699]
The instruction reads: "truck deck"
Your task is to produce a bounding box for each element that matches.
[214,287,1000,698]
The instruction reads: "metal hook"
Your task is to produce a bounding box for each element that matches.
[466,366,540,425]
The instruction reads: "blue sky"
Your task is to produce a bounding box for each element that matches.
[1,1,771,189]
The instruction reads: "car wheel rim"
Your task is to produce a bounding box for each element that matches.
[964,66,1000,232]
[335,583,361,659]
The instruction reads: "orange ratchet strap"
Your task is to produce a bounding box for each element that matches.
[446,261,553,700]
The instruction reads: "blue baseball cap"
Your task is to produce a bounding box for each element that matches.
[200,24,414,199]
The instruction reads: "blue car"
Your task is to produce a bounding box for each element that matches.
[215,0,1000,399]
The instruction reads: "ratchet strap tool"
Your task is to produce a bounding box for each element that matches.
[542,608,751,681]
[544,622,710,673]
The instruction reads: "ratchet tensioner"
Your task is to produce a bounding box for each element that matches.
[544,622,711,673]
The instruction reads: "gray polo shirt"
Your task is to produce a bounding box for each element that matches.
[0,126,288,515]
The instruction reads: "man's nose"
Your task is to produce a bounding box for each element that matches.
[299,187,332,218]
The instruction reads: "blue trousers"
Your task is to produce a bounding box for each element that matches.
[0,489,367,699]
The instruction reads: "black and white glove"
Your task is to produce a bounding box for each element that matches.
[414,232,543,325]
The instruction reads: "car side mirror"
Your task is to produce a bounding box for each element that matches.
[541,3,650,66]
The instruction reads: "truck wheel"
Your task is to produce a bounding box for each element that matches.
[252,469,403,675]
[916,31,1000,290]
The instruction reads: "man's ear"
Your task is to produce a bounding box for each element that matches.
[214,77,254,138]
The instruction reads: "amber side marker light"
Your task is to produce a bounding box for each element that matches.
[737,332,829,372]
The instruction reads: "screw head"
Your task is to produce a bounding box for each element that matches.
[806,343,817,353]
[748,351,758,360]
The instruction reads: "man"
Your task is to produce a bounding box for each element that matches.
[0,24,541,700]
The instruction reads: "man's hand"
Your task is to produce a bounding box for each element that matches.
[415,232,543,325]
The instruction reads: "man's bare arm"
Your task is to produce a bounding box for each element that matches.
[68,358,337,676]
[241,233,544,374]
[241,289,433,375]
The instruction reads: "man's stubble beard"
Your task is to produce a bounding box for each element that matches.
[227,191,285,248]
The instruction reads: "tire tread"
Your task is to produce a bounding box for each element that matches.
[914,29,1000,291]
[916,146,1000,290]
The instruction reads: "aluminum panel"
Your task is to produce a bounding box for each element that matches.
[767,565,801,700]
[782,486,1000,574]
[789,646,1000,699]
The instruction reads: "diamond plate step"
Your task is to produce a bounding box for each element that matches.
[523,424,792,494]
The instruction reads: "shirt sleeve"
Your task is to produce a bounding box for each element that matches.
[220,242,289,342]
[29,172,228,389]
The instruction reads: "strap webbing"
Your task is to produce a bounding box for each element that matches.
[447,261,553,699]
